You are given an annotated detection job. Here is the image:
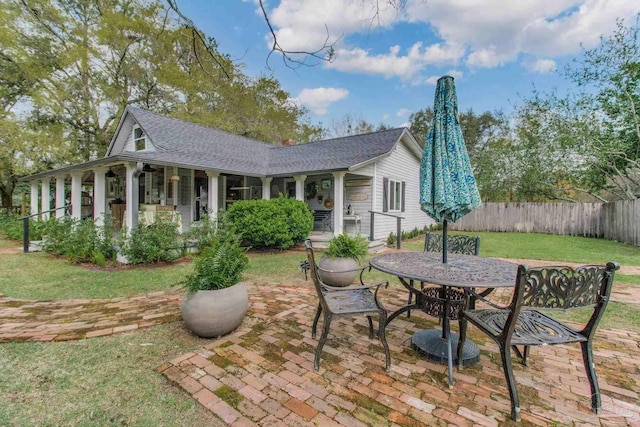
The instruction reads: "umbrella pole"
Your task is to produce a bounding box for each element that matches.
[442,219,448,263]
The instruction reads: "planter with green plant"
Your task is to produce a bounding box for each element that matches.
[181,226,249,338]
[319,232,369,287]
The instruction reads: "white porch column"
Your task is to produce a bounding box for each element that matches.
[170,167,179,206]
[206,171,219,220]
[55,176,66,219]
[93,167,107,227]
[125,163,137,230]
[262,177,272,200]
[70,172,83,220]
[333,172,346,235]
[30,180,39,217]
[294,175,307,202]
[40,177,51,220]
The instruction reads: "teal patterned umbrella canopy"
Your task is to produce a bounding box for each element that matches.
[420,76,481,223]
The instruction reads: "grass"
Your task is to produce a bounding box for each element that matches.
[0,323,224,427]
[0,251,193,300]
[402,231,640,266]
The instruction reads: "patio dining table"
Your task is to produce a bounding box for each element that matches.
[369,251,518,386]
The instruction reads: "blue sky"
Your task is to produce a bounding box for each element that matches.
[178,0,639,130]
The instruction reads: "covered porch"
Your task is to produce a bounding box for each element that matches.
[24,160,377,238]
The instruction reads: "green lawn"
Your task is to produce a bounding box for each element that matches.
[0,323,224,427]
[402,231,640,266]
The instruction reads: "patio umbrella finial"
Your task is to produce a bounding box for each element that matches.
[420,76,481,262]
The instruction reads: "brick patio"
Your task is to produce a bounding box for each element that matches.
[2,259,639,425]
[158,282,640,426]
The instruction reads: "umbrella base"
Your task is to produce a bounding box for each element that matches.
[411,329,479,367]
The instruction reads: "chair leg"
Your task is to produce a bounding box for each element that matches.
[378,310,391,371]
[500,345,521,422]
[312,303,322,339]
[456,317,467,370]
[581,340,602,413]
[314,313,332,371]
[367,316,374,339]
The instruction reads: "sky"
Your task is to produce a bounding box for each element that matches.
[177,0,639,130]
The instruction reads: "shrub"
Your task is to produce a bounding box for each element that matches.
[183,211,223,251]
[183,225,249,292]
[226,197,313,249]
[41,216,116,264]
[0,211,45,241]
[118,215,180,264]
[324,232,369,262]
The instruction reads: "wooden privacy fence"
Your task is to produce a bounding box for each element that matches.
[449,200,640,247]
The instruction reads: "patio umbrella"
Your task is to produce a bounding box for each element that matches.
[420,75,481,263]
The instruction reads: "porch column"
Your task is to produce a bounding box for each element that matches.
[55,176,66,219]
[333,172,346,235]
[30,180,39,217]
[93,167,107,227]
[40,177,51,220]
[206,171,219,220]
[170,167,179,206]
[125,163,140,230]
[70,172,83,220]
[262,177,272,200]
[294,175,307,202]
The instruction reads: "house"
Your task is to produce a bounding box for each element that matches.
[21,107,430,241]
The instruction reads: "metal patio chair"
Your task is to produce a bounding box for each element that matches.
[304,239,391,371]
[457,262,619,421]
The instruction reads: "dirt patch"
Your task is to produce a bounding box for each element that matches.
[79,256,192,272]
[0,247,22,255]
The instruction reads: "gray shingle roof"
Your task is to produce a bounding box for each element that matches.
[125,107,408,176]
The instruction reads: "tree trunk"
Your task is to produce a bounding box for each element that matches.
[0,184,14,209]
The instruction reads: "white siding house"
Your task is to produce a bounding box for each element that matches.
[22,107,432,243]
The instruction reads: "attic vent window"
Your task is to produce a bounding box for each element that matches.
[134,127,146,151]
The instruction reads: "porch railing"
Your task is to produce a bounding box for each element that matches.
[368,210,404,249]
[18,206,70,253]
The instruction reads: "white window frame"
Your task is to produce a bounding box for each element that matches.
[388,179,403,212]
[133,126,146,151]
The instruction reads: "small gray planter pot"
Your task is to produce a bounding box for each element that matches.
[181,282,248,338]
[318,257,359,287]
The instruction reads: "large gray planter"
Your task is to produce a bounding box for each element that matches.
[318,257,359,287]
[181,282,248,338]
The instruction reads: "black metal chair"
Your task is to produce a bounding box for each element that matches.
[406,233,481,318]
[457,262,619,421]
[304,239,391,371]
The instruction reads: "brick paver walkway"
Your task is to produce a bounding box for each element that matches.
[0,290,182,342]
[158,282,640,426]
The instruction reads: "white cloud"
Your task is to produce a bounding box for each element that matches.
[396,108,411,118]
[265,0,640,76]
[327,42,463,80]
[523,58,557,73]
[294,87,349,115]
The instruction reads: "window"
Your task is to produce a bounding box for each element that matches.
[383,178,405,212]
[134,126,146,151]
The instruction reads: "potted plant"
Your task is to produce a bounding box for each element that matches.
[181,226,249,338]
[318,232,369,287]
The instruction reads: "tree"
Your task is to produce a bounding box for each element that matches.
[505,15,640,202]
[328,113,378,138]
[0,0,323,207]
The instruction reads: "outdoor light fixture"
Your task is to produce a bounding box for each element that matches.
[105,168,116,178]
[142,163,156,173]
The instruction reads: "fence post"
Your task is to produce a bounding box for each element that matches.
[23,217,29,253]
[396,216,402,249]
[369,211,375,241]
